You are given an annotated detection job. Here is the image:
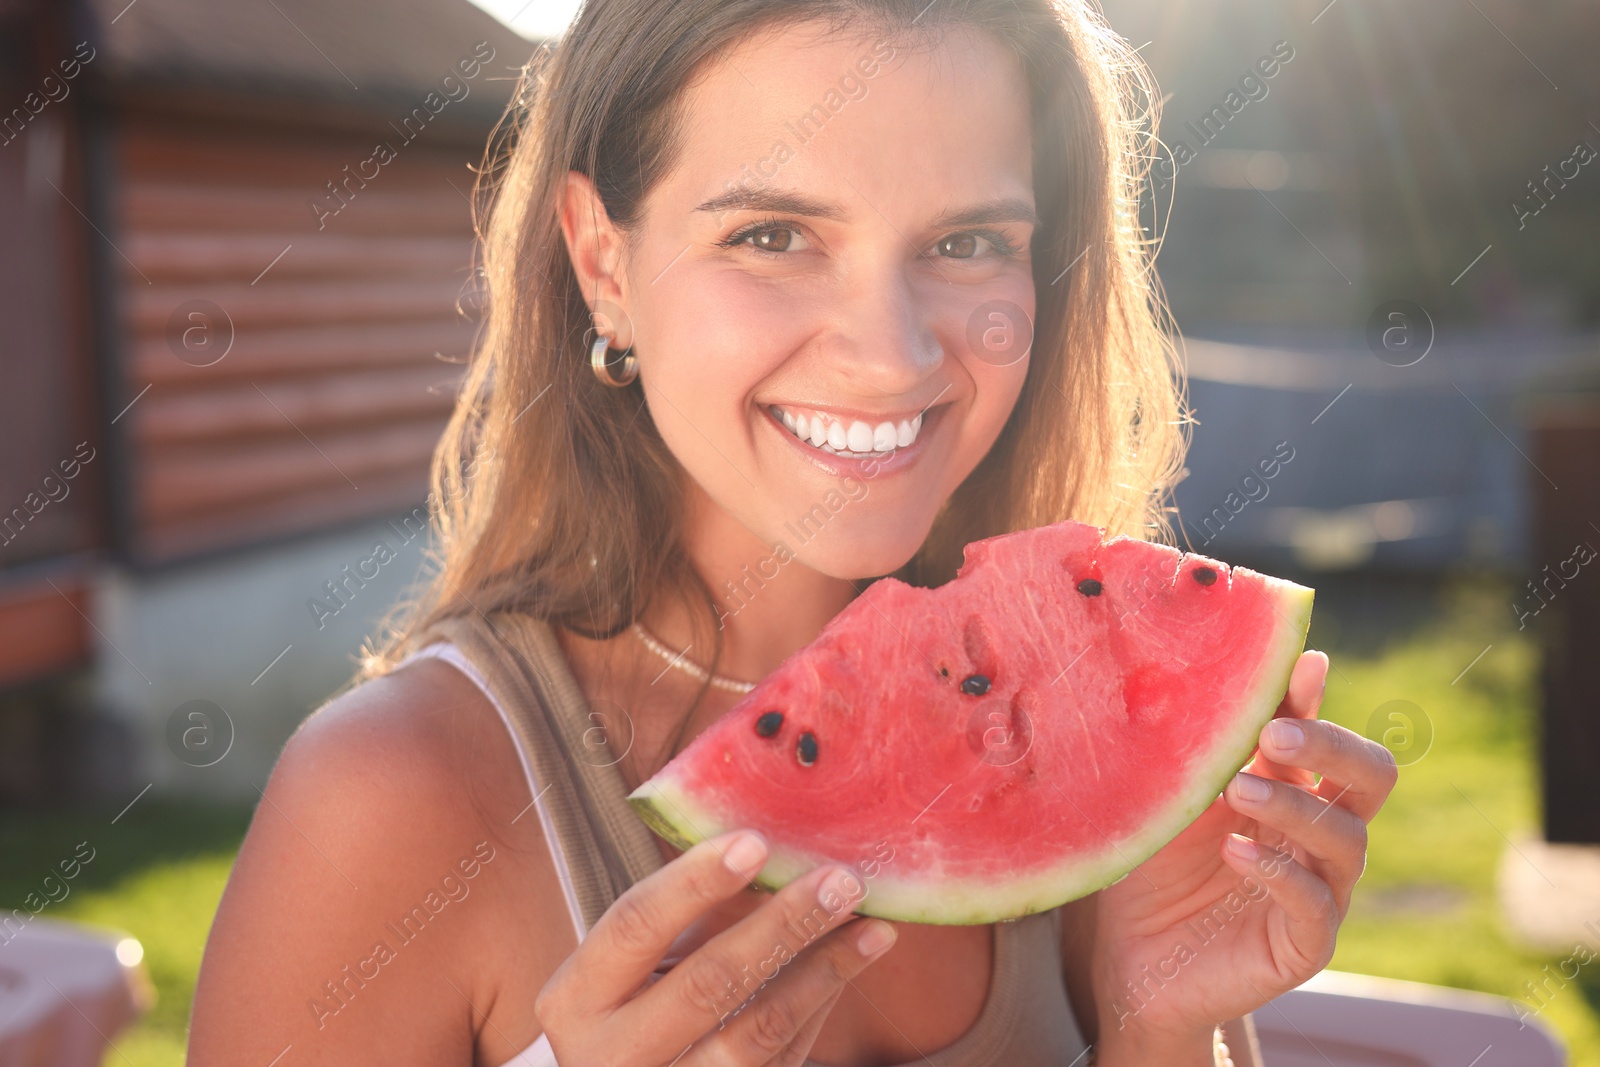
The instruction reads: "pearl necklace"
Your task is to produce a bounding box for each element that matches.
[630,622,757,695]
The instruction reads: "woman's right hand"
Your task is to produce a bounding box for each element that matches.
[534,830,898,1066]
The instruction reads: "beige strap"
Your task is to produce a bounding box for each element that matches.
[420,612,666,933]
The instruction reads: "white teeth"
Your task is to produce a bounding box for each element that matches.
[808,417,827,447]
[770,404,928,455]
[847,420,874,452]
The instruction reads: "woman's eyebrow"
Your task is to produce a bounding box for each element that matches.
[930,197,1040,229]
[696,189,848,220]
[695,189,1039,230]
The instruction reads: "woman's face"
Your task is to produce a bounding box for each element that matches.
[583,21,1036,581]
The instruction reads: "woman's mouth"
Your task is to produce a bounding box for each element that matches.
[766,403,927,459]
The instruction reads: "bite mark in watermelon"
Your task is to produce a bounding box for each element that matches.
[627,520,1314,925]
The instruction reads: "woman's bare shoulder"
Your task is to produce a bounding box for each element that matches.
[278,656,528,824]
[258,656,537,886]
[188,656,575,1065]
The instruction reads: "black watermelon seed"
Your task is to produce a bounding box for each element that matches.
[961,674,992,696]
[797,731,818,766]
[755,711,783,737]
[940,666,950,677]
[1076,578,1103,597]
[1192,566,1218,587]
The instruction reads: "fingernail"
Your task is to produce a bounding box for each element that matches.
[1267,718,1304,752]
[819,866,864,911]
[1226,835,1259,861]
[722,833,767,877]
[856,920,897,958]
[1233,772,1270,802]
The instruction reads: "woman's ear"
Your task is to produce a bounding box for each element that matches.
[557,170,635,348]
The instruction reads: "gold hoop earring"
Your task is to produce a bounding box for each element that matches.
[590,335,638,387]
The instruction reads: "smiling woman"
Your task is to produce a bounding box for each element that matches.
[185,1,1395,1066]
[378,0,1183,668]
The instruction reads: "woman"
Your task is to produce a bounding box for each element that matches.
[189,1,1397,1064]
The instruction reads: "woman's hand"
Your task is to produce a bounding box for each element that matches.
[1088,650,1399,1064]
[536,830,897,1066]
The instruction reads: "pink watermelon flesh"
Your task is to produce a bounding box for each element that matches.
[627,520,1314,925]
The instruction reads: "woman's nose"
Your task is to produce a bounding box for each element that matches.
[827,270,945,398]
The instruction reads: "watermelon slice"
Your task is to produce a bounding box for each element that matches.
[627,520,1313,925]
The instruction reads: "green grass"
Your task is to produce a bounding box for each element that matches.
[1,570,1596,1064]
[0,800,253,1065]
[1313,572,1600,1064]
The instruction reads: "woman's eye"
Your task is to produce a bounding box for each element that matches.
[937,233,982,259]
[935,232,1013,259]
[742,226,807,253]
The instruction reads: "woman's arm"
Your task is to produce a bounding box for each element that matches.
[188,661,564,1066]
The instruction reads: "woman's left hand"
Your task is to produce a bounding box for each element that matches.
[1088,650,1399,1061]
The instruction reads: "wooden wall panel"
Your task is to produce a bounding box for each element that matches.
[0,570,90,688]
[0,8,102,577]
[113,110,479,564]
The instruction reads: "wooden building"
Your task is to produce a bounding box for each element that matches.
[0,0,528,794]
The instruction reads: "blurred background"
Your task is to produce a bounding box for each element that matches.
[0,0,1597,1062]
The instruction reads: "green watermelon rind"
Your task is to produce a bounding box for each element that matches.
[627,575,1314,926]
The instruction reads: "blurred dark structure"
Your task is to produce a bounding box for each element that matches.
[0,0,99,692]
[1528,394,1600,844]
[1168,332,1594,573]
[0,0,527,799]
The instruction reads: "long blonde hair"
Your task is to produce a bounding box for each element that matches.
[361,0,1187,697]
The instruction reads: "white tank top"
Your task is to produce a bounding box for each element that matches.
[403,641,567,1067]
